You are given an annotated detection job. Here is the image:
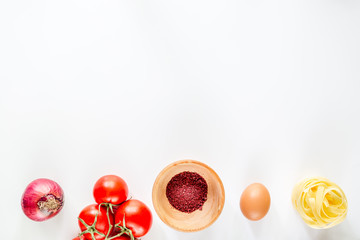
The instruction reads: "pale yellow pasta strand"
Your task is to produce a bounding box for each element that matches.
[292,177,348,229]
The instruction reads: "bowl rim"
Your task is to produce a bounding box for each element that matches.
[152,159,225,232]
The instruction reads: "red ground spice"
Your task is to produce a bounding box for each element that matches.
[166,171,208,213]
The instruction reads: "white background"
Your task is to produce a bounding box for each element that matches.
[0,0,360,239]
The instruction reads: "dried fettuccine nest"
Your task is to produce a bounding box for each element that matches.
[292,177,348,229]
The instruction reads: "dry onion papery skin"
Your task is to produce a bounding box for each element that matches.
[292,177,348,229]
[21,178,64,221]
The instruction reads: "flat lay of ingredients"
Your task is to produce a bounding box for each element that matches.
[20,160,349,239]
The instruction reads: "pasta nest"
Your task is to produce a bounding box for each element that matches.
[292,177,348,229]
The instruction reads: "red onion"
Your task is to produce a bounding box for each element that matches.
[21,178,64,221]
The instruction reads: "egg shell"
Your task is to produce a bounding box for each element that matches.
[240,183,271,221]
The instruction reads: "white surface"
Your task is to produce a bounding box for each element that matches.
[1,0,360,239]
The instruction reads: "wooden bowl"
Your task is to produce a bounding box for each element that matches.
[152,160,225,232]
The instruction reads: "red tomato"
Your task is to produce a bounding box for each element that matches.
[111,235,131,240]
[78,204,114,240]
[93,175,129,205]
[72,236,85,240]
[114,200,152,238]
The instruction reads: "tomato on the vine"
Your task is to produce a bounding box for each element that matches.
[114,199,152,238]
[93,175,129,205]
[72,236,85,240]
[78,204,114,240]
[111,235,131,240]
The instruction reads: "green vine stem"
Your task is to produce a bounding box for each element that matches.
[78,203,136,240]
[110,216,135,240]
[78,213,106,239]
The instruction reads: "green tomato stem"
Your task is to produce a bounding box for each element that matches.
[79,202,136,240]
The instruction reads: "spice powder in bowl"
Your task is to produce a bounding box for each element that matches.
[166,171,208,213]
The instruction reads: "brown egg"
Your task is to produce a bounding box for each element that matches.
[240,183,271,221]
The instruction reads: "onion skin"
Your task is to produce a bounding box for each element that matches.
[21,178,64,221]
